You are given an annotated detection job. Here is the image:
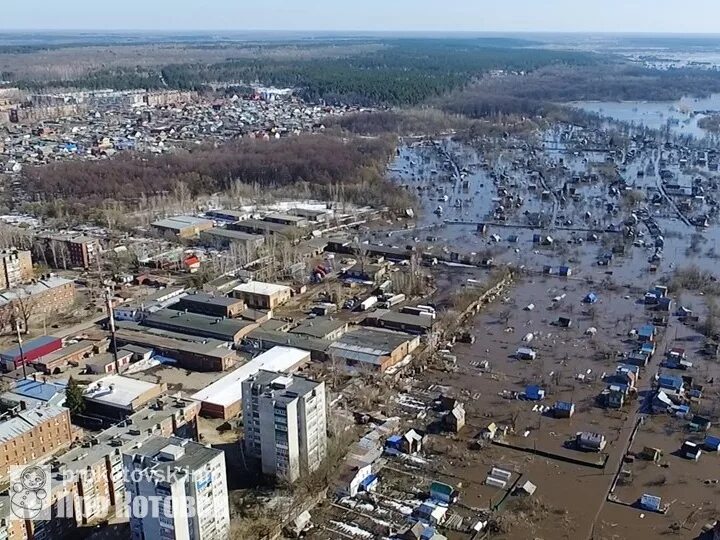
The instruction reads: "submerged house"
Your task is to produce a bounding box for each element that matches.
[575,431,607,452]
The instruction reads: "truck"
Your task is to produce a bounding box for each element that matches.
[359,296,378,311]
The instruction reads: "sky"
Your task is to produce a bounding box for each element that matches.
[2,0,720,34]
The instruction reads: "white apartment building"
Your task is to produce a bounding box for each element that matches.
[242,370,327,483]
[123,436,229,540]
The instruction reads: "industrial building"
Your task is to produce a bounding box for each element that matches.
[191,346,310,419]
[116,322,238,371]
[82,375,167,419]
[232,281,292,309]
[151,215,214,238]
[228,218,299,238]
[328,327,420,372]
[242,370,327,483]
[290,318,348,341]
[175,291,246,319]
[113,285,187,321]
[123,436,230,540]
[0,335,62,372]
[142,308,259,343]
[199,227,265,250]
[363,309,435,335]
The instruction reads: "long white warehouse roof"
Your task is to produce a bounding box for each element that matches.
[190,346,309,407]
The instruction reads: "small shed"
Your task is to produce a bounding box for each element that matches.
[429,481,456,504]
[557,316,573,328]
[690,415,711,432]
[559,265,572,277]
[704,435,720,452]
[638,324,656,342]
[515,480,537,496]
[553,401,576,418]
[681,440,702,461]
[516,347,537,361]
[640,494,662,512]
[443,404,466,433]
[583,292,598,304]
[525,385,545,401]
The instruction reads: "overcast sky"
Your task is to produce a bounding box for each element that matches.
[2,0,719,33]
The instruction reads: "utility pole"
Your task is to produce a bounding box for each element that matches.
[105,289,120,374]
[15,316,26,380]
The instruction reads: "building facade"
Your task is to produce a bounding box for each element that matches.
[0,249,33,289]
[242,370,327,482]
[0,406,73,482]
[35,234,99,269]
[123,436,229,540]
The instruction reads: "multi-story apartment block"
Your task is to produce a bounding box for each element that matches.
[34,234,99,269]
[0,405,73,483]
[0,249,33,289]
[123,436,229,540]
[242,370,327,483]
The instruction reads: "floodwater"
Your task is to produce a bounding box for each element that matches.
[570,94,720,140]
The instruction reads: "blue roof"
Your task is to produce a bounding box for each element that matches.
[387,435,402,444]
[526,385,545,399]
[705,435,720,449]
[639,325,655,336]
[584,293,598,302]
[659,375,683,390]
[554,401,575,410]
[11,378,67,402]
[360,474,377,488]
[0,335,60,361]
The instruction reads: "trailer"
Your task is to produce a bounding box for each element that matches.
[359,296,379,311]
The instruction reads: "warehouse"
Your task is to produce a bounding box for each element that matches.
[174,291,246,318]
[328,328,420,372]
[83,375,166,419]
[151,215,214,238]
[0,335,62,372]
[199,227,265,250]
[191,346,310,419]
[34,339,97,374]
[228,218,299,238]
[363,309,435,335]
[290,318,348,341]
[116,323,238,371]
[142,308,259,343]
[233,281,292,309]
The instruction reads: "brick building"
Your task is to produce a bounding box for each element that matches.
[0,406,74,483]
[0,249,33,289]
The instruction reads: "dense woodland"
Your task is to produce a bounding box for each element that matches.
[15,40,598,106]
[464,65,720,103]
[23,134,406,208]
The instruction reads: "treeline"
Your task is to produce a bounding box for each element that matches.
[15,40,597,106]
[23,135,407,207]
[326,109,472,136]
[467,65,720,103]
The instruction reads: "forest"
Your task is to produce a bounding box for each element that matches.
[22,134,408,209]
[13,39,598,106]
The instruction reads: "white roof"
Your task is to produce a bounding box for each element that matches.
[233,281,291,297]
[191,346,309,407]
[83,375,159,409]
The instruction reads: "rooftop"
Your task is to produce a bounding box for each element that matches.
[190,346,309,407]
[152,215,213,230]
[124,435,222,478]
[83,375,161,409]
[176,291,243,308]
[290,318,347,339]
[246,370,322,406]
[53,395,199,476]
[142,308,256,341]
[0,405,67,443]
[233,281,292,297]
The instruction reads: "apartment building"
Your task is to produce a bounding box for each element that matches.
[242,370,327,483]
[34,233,99,269]
[0,276,76,326]
[51,395,199,526]
[123,436,229,540]
[0,249,33,289]
[0,405,73,483]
